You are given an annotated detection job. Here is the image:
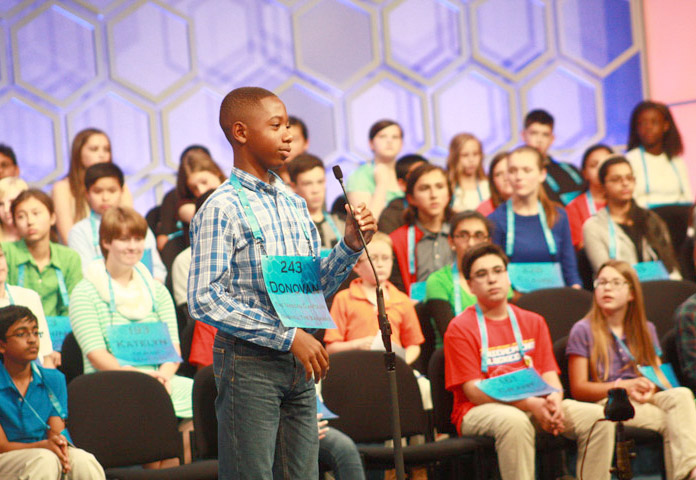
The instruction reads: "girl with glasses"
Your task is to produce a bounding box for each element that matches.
[582,155,680,280]
[567,259,696,480]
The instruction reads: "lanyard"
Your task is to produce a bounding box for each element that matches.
[323,212,342,241]
[106,267,157,318]
[19,363,68,433]
[4,284,14,304]
[639,146,683,197]
[546,162,583,193]
[606,208,619,259]
[585,191,597,216]
[611,331,662,365]
[475,304,527,373]
[408,225,417,276]
[89,211,103,260]
[18,264,69,308]
[451,262,462,315]
[229,173,314,257]
[505,199,557,257]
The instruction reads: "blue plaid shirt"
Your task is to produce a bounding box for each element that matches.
[188,167,362,351]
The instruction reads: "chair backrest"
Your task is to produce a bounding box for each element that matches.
[193,365,218,459]
[641,280,696,338]
[661,328,689,388]
[427,348,457,436]
[322,350,427,443]
[516,287,593,341]
[552,336,571,399]
[413,301,435,374]
[651,204,690,253]
[68,370,183,468]
[59,332,83,384]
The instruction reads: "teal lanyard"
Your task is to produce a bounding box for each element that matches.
[611,331,662,365]
[451,262,462,315]
[18,363,67,432]
[546,163,583,193]
[585,191,597,216]
[607,208,618,259]
[476,182,483,203]
[106,268,157,318]
[89,211,103,260]
[639,146,683,197]
[18,264,69,308]
[408,225,417,276]
[505,199,557,257]
[4,284,14,304]
[228,173,314,257]
[475,304,526,373]
[323,212,342,240]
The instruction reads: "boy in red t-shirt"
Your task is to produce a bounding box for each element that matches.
[444,243,614,480]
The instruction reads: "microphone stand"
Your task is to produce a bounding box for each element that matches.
[333,166,406,480]
[604,387,636,480]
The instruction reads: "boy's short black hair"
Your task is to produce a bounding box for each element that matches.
[219,87,277,144]
[524,109,554,129]
[461,243,508,280]
[0,144,17,165]
[395,154,427,182]
[0,305,37,342]
[287,153,324,183]
[84,162,124,190]
[289,116,308,141]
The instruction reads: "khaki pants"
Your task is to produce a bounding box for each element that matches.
[0,446,105,480]
[461,399,615,480]
[621,387,696,480]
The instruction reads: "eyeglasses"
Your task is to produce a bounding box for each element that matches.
[453,232,489,242]
[605,175,635,184]
[5,330,43,340]
[593,278,629,289]
[471,266,507,282]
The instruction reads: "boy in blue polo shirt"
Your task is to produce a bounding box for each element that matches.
[0,305,104,479]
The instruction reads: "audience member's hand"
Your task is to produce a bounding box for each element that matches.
[317,414,329,440]
[353,336,374,350]
[146,371,173,393]
[527,397,557,434]
[343,203,377,252]
[544,392,565,435]
[43,351,62,368]
[42,434,71,473]
[373,163,398,190]
[290,329,329,383]
[622,377,655,403]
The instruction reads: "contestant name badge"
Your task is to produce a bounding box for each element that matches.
[106,322,182,366]
[46,315,72,351]
[507,262,564,293]
[476,368,559,403]
[262,255,336,329]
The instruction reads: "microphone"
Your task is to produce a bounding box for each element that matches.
[333,165,392,351]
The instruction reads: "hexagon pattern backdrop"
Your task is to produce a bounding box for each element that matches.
[0,0,647,212]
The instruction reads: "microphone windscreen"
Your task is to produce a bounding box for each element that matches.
[332,165,343,181]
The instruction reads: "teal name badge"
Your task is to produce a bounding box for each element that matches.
[508,262,564,293]
[46,315,72,351]
[476,367,559,402]
[410,281,427,303]
[638,364,681,390]
[317,397,339,420]
[320,248,332,259]
[106,322,182,366]
[633,261,669,282]
[559,191,582,205]
[262,255,336,329]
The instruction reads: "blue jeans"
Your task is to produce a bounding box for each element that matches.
[213,332,318,480]
[319,427,366,480]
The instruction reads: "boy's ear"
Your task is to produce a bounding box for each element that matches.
[0,340,6,355]
[231,121,248,145]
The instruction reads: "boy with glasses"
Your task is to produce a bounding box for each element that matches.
[0,305,104,479]
[444,243,614,480]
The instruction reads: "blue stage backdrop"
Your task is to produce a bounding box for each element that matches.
[0,0,647,212]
